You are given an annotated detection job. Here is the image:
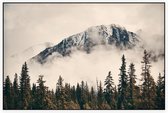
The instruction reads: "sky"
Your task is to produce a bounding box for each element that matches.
[4,3,164,89]
[4,3,164,56]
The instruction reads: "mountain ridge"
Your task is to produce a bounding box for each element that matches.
[31,24,140,64]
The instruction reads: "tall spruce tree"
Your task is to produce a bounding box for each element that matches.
[56,75,66,109]
[83,82,91,109]
[13,73,19,109]
[76,83,82,109]
[3,80,7,109]
[127,63,136,109]
[19,62,31,109]
[104,71,116,109]
[141,50,156,109]
[64,83,71,102]
[114,86,118,104]
[89,86,97,109]
[70,85,77,103]
[36,75,55,109]
[36,75,46,109]
[156,73,165,109]
[97,81,104,109]
[80,81,86,109]
[31,83,37,109]
[4,76,12,109]
[117,55,128,109]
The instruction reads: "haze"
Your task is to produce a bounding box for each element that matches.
[4,3,164,89]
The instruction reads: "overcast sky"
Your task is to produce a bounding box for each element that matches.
[4,3,164,57]
[4,3,165,89]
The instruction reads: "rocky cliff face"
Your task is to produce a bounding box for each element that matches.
[31,24,140,64]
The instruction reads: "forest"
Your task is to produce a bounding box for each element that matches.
[3,50,165,110]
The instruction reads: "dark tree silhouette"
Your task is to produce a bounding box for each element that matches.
[19,62,31,109]
[104,71,116,109]
[141,50,156,109]
[117,55,128,109]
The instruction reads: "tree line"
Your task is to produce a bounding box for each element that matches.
[3,50,165,110]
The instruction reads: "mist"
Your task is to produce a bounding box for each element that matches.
[4,3,164,90]
[4,4,164,57]
[4,38,164,90]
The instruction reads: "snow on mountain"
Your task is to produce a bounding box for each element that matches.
[31,24,140,64]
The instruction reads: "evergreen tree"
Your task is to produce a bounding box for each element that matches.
[4,52,164,110]
[127,63,137,109]
[64,83,78,109]
[50,89,56,108]
[85,82,90,103]
[134,85,141,109]
[10,83,14,109]
[4,76,12,109]
[70,85,77,103]
[76,83,82,109]
[36,75,55,109]
[141,50,156,109]
[56,75,66,109]
[31,83,37,109]
[114,86,118,103]
[64,83,71,102]
[3,81,7,109]
[89,86,97,109]
[156,73,165,109]
[83,82,91,109]
[35,76,45,109]
[117,55,128,109]
[104,71,116,109]
[13,73,19,109]
[19,62,31,109]
[97,81,104,109]
[80,81,86,109]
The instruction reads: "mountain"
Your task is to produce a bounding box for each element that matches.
[31,24,140,64]
[11,42,53,61]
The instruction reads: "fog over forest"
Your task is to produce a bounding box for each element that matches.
[4,4,164,90]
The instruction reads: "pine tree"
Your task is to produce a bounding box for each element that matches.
[31,83,37,109]
[134,85,141,109]
[65,83,71,101]
[141,50,156,109]
[89,86,97,109]
[114,86,118,103]
[4,76,12,109]
[10,83,15,109]
[80,81,86,109]
[36,75,46,109]
[70,85,77,103]
[64,83,75,109]
[83,82,91,109]
[117,55,128,109]
[127,63,137,109]
[19,62,31,109]
[56,75,66,109]
[36,75,55,109]
[13,73,19,109]
[50,89,56,109]
[156,73,165,109]
[76,83,82,109]
[97,81,104,109]
[3,81,7,109]
[104,71,116,109]
[65,84,80,110]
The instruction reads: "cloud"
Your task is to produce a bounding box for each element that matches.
[4,42,164,90]
[4,4,164,56]
[4,3,164,90]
